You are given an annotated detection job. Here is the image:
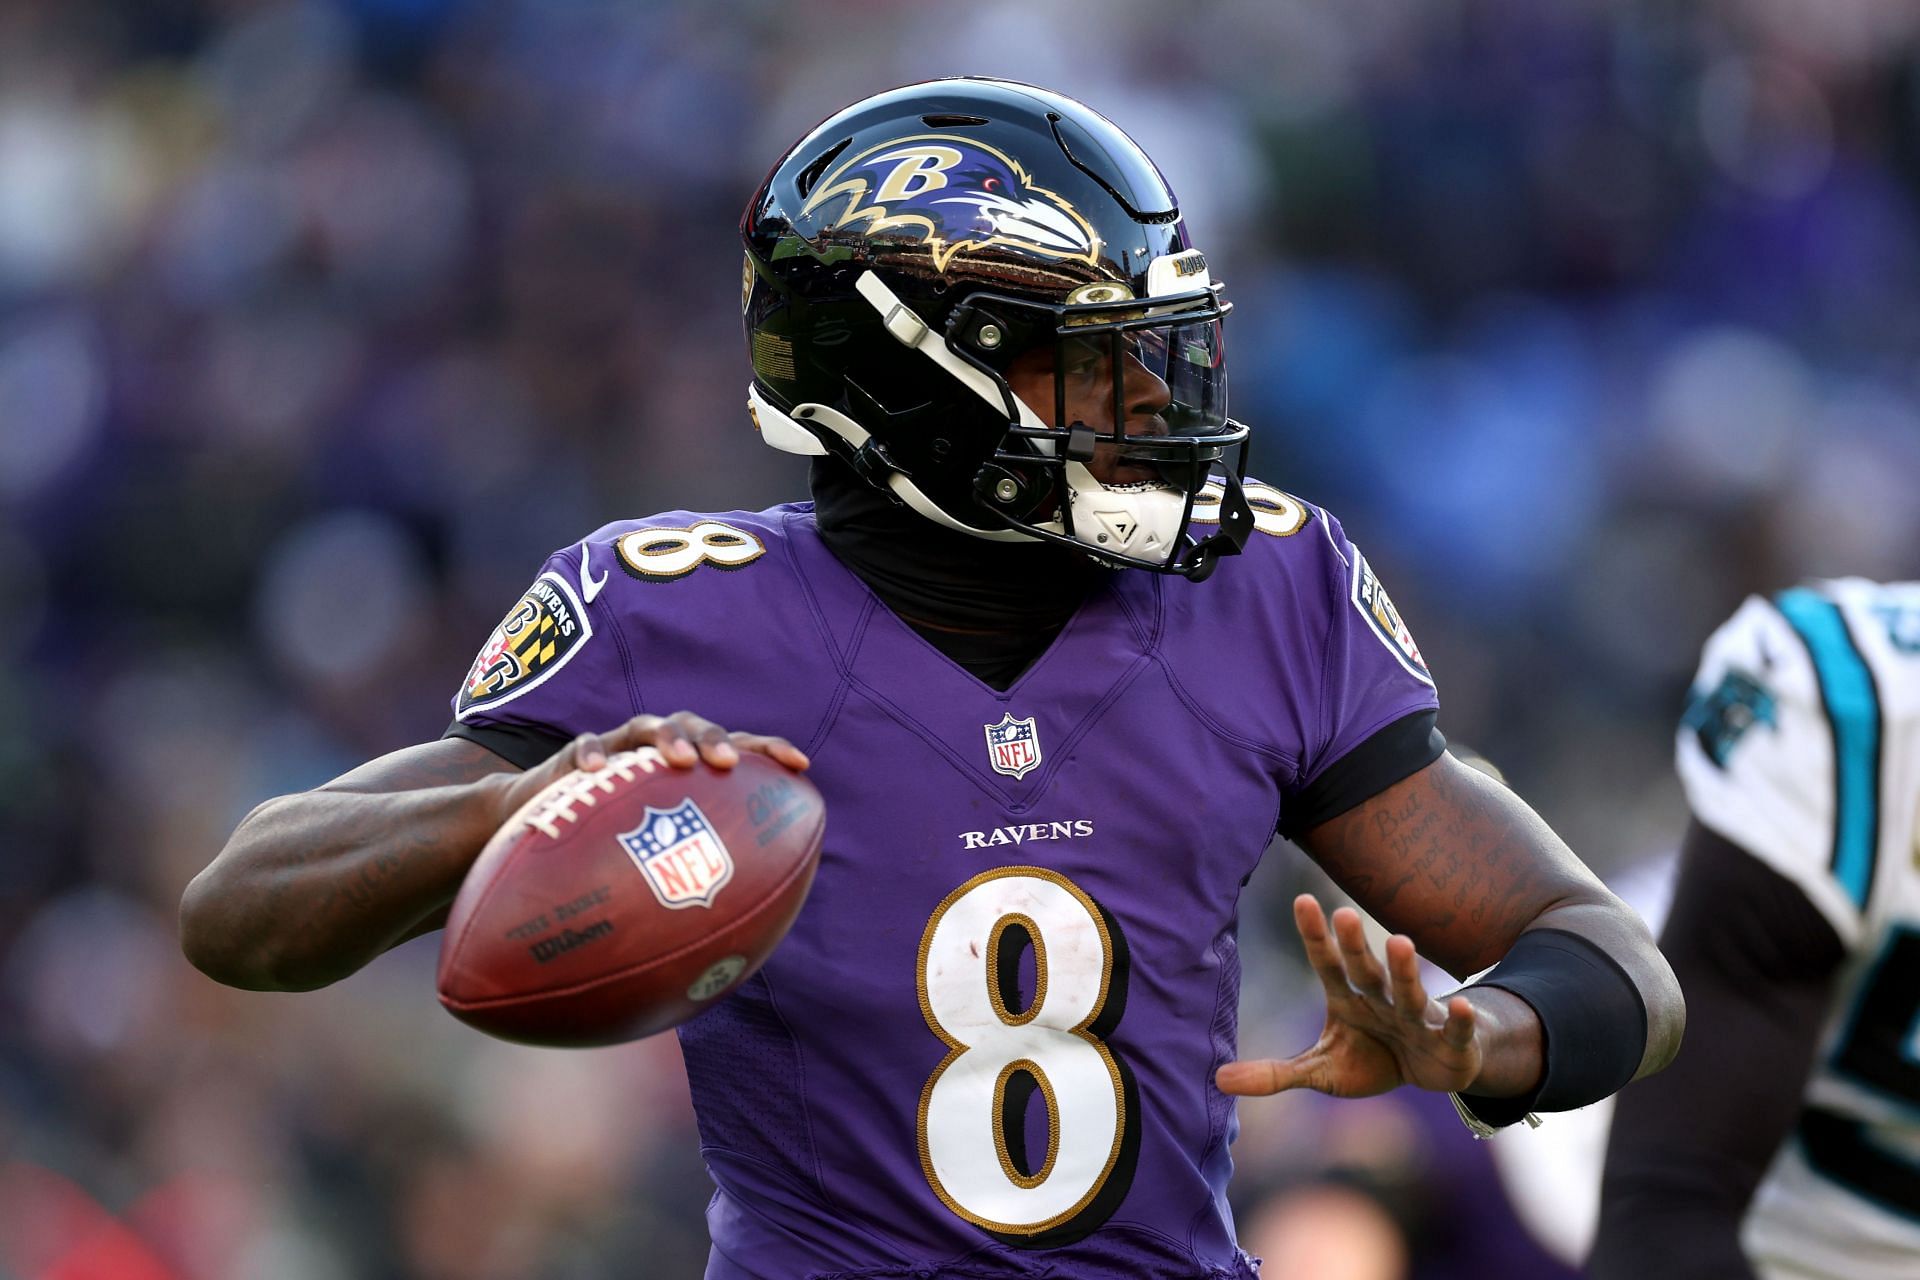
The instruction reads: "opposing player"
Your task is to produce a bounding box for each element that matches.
[182,79,1680,1278]
[1593,580,1920,1280]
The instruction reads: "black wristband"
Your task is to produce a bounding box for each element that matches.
[1455,928,1648,1128]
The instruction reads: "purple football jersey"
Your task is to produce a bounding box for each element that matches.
[451,492,1437,1279]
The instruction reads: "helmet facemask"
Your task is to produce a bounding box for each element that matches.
[941,275,1252,578]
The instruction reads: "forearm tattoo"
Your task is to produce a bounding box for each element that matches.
[1303,759,1579,976]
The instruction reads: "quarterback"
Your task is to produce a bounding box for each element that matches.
[182,80,1680,1278]
[1594,580,1920,1280]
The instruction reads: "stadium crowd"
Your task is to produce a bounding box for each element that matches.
[2,0,1917,1276]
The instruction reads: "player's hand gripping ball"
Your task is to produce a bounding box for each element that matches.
[437,749,825,1047]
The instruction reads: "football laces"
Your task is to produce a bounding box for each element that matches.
[524,749,664,838]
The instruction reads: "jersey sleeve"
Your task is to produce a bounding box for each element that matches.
[1280,509,1443,827]
[1675,592,1869,947]
[442,541,639,767]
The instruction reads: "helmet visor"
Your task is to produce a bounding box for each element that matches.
[1082,318,1228,440]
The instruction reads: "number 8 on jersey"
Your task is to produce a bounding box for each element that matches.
[916,867,1139,1245]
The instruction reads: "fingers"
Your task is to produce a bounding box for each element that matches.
[595,714,695,766]
[1215,1055,1317,1097]
[728,731,812,772]
[1295,896,1391,1006]
[599,713,810,772]
[497,730,609,823]
[1385,933,1432,1026]
[1441,995,1478,1052]
[1333,907,1387,996]
[568,731,608,771]
[658,712,729,768]
[1300,897,1443,1027]
[1292,895,1351,999]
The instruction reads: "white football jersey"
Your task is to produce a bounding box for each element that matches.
[1677,578,1920,1280]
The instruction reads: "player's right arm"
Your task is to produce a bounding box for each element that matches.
[180,715,805,992]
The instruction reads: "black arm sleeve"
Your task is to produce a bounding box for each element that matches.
[1278,709,1445,837]
[1587,821,1845,1280]
[1454,927,1647,1125]
[442,719,571,770]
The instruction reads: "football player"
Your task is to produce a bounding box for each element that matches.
[182,79,1681,1278]
[1593,581,1920,1280]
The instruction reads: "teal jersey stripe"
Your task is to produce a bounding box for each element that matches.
[1774,589,1882,911]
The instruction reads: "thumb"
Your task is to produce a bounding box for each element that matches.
[511,732,603,805]
[569,731,608,771]
[1215,1055,1319,1097]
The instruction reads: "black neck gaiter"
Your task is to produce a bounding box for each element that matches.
[808,458,1103,690]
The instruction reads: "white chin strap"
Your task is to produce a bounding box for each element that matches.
[747,269,1189,560]
[748,383,1031,542]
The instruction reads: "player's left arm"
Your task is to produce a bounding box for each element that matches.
[1219,751,1683,1111]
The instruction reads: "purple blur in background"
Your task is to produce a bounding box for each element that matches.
[2,1,1917,1277]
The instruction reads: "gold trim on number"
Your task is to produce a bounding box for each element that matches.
[914,865,1128,1238]
[614,522,768,579]
[986,912,1047,1028]
[992,1058,1060,1190]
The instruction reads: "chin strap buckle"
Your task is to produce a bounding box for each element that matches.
[849,435,904,490]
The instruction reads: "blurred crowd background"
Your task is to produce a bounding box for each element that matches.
[2,0,1917,1276]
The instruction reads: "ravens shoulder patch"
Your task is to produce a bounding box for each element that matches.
[456,573,592,719]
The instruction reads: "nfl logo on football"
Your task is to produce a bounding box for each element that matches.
[984,713,1042,780]
[619,801,735,909]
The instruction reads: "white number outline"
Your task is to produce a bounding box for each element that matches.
[1191,479,1311,538]
[915,866,1136,1241]
[614,521,767,581]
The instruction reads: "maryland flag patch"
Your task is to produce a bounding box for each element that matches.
[456,573,591,719]
[1352,553,1433,686]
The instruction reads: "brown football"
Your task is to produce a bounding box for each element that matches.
[437,748,825,1047]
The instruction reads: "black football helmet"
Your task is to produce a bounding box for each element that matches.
[741,77,1254,581]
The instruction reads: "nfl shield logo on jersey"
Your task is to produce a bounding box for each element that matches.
[984,713,1043,780]
[619,801,735,909]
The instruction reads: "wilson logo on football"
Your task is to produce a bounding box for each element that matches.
[457,572,591,718]
[619,801,736,909]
